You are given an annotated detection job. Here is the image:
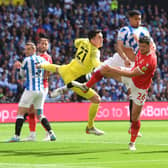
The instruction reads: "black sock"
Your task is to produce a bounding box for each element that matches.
[67,82,73,88]
[23,113,28,121]
[41,117,51,132]
[129,99,133,123]
[15,118,24,136]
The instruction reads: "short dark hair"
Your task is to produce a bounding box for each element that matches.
[139,36,150,45]
[26,42,36,48]
[88,29,102,40]
[39,33,49,39]
[39,37,49,43]
[128,10,141,17]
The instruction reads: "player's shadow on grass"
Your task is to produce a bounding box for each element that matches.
[123,150,168,154]
[136,150,168,154]
[0,148,127,157]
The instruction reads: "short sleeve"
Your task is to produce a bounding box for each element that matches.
[21,57,28,70]
[49,56,52,64]
[74,38,88,48]
[117,27,128,42]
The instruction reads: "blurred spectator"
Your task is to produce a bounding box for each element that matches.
[0,0,167,103]
[0,88,4,98]
[111,86,118,101]
[101,88,112,102]
[110,0,118,11]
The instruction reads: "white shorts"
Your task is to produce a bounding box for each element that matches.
[94,53,134,72]
[19,89,46,109]
[103,52,135,68]
[103,53,125,67]
[121,76,147,105]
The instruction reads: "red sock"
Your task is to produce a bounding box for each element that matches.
[130,120,141,143]
[28,113,36,132]
[86,70,103,88]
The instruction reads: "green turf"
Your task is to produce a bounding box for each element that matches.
[0,121,168,168]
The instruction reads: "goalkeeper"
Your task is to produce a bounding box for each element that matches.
[37,29,104,135]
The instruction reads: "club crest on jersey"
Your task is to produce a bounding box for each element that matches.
[142,66,147,72]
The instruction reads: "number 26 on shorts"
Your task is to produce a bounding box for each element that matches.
[137,92,146,102]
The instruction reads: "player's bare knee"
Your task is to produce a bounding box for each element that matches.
[37,114,45,121]
[90,94,101,103]
[17,107,29,115]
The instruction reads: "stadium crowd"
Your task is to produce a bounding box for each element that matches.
[0,0,167,103]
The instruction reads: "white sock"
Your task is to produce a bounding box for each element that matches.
[14,135,20,139]
[30,131,36,137]
[62,85,68,91]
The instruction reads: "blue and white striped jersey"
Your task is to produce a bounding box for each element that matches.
[117,25,151,54]
[20,54,48,91]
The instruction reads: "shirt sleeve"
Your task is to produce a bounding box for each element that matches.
[41,57,49,64]
[21,57,28,70]
[74,38,88,48]
[49,56,52,64]
[20,58,28,77]
[117,27,128,42]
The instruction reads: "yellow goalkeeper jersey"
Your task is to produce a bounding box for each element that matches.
[59,38,101,84]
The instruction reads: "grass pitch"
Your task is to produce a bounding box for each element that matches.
[0,121,168,168]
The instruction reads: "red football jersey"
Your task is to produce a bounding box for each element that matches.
[131,50,157,89]
[40,53,52,88]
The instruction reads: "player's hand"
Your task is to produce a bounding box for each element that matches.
[36,63,41,69]
[124,58,131,67]
[14,61,21,69]
[101,65,111,76]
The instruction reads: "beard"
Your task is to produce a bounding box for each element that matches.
[39,49,46,53]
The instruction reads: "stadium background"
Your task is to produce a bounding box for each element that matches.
[0,0,167,122]
[0,2,168,167]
